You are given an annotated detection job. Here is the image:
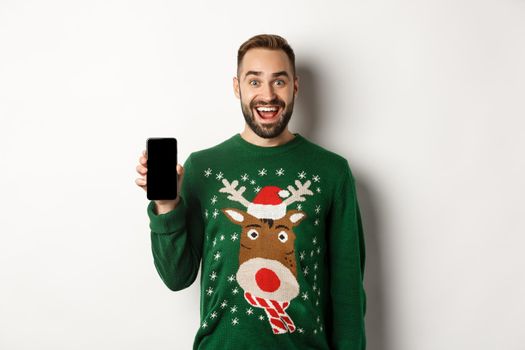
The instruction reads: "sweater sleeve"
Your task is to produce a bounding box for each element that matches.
[327,160,367,349]
[146,154,204,291]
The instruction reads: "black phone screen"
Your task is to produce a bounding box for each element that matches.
[146,137,178,200]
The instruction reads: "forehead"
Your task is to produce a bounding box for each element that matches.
[240,48,292,76]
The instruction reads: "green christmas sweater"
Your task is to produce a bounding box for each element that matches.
[147,132,366,350]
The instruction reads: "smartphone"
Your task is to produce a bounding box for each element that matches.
[146,137,178,200]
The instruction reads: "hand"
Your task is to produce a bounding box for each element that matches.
[135,149,184,211]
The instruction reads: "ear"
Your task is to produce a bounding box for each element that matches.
[221,207,246,224]
[233,76,240,99]
[294,75,299,97]
[285,209,307,227]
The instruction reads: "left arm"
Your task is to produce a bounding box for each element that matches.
[327,160,367,349]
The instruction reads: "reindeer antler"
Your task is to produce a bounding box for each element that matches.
[219,178,252,208]
[282,179,314,206]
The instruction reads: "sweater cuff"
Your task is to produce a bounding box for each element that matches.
[147,198,187,234]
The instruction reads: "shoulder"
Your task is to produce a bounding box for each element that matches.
[301,136,353,177]
[184,135,235,168]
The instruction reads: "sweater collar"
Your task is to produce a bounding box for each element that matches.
[231,132,305,156]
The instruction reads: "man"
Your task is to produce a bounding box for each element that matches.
[135,34,366,350]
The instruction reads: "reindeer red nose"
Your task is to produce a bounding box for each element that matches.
[255,268,281,292]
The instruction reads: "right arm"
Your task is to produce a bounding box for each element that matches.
[137,151,204,291]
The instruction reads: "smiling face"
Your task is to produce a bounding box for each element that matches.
[234,48,299,139]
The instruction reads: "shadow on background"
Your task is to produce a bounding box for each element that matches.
[296,64,390,350]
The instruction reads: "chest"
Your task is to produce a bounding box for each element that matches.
[195,163,333,257]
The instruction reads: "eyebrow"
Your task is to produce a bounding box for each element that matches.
[244,70,290,80]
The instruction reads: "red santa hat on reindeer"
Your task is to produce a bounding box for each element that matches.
[247,186,290,220]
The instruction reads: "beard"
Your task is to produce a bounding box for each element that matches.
[239,90,294,139]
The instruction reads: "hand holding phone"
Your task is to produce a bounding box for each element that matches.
[135,138,183,214]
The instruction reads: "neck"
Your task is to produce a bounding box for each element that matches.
[240,126,295,147]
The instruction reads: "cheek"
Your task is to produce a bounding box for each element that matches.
[241,95,254,107]
[278,91,293,103]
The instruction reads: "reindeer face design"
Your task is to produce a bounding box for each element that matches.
[221,207,306,301]
[218,179,314,334]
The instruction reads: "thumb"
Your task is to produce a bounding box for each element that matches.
[177,164,184,184]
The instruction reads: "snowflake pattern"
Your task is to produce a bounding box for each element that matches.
[213,251,221,261]
[210,271,218,281]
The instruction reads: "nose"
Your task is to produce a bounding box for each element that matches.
[255,268,281,292]
[261,82,276,101]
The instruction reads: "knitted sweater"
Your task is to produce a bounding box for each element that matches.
[147,132,366,350]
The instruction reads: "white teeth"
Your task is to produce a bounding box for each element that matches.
[256,107,278,112]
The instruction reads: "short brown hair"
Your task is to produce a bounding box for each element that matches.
[237,34,296,78]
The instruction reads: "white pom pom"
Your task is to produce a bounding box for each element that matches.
[278,189,290,198]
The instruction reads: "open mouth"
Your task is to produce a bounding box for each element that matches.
[254,105,282,121]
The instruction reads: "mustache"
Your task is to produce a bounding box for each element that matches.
[251,99,285,109]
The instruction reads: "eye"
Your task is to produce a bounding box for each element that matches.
[274,79,285,86]
[277,231,288,243]
[247,229,259,240]
[249,80,259,86]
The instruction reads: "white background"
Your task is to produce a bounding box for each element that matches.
[1,0,524,349]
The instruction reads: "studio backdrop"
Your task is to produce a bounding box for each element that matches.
[1,1,523,349]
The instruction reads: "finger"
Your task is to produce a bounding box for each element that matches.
[177,164,185,181]
[139,155,147,165]
[136,164,147,175]
[135,177,147,188]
